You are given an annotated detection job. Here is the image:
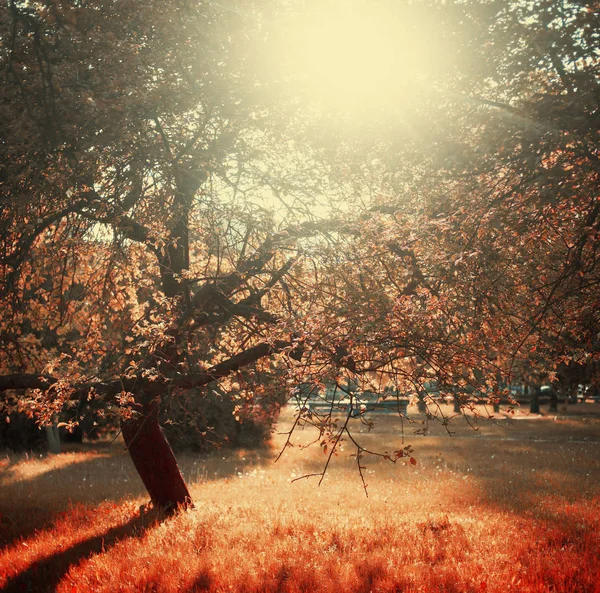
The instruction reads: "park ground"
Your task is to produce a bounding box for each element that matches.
[1,403,599,593]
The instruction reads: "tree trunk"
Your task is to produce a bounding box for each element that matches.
[494,373,502,413]
[453,394,461,413]
[122,398,192,512]
[45,424,61,454]
[530,385,540,414]
[417,390,427,413]
[120,177,197,513]
[549,385,558,412]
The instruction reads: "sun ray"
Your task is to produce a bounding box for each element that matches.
[268,0,452,119]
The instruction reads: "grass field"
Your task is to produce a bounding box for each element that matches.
[1,404,599,593]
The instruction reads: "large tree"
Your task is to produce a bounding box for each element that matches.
[1,0,598,511]
[0,0,339,510]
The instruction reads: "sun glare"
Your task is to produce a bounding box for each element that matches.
[271,1,447,117]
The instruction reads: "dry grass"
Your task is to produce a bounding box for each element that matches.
[1,404,600,593]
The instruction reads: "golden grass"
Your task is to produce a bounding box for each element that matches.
[1,404,599,593]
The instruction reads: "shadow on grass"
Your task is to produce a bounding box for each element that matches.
[0,446,145,549]
[187,569,214,592]
[410,429,600,587]
[0,442,272,549]
[2,510,152,593]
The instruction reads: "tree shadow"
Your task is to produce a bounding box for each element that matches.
[410,427,600,555]
[180,552,484,593]
[0,442,272,549]
[2,510,153,593]
[0,446,145,549]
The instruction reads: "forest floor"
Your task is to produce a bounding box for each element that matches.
[1,403,599,593]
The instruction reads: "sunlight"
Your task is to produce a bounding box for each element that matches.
[3,452,110,484]
[272,0,447,118]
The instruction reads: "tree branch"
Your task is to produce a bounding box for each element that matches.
[0,373,56,392]
[2,196,94,294]
[0,341,296,400]
[177,340,292,388]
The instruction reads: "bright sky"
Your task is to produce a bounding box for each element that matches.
[266,0,451,119]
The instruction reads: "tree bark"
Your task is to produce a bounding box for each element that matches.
[530,385,540,414]
[417,390,427,413]
[453,394,461,413]
[121,398,192,512]
[549,385,558,412]
[45,424,61,454]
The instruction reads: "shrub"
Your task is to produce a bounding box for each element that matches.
[0,412,47,452]
[161,384,284,453]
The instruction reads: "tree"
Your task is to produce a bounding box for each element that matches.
[269,0,600,435]
[1,0,598,512]
[0,0,335,510]
[438,0,600,403]
[319,0,600,401]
